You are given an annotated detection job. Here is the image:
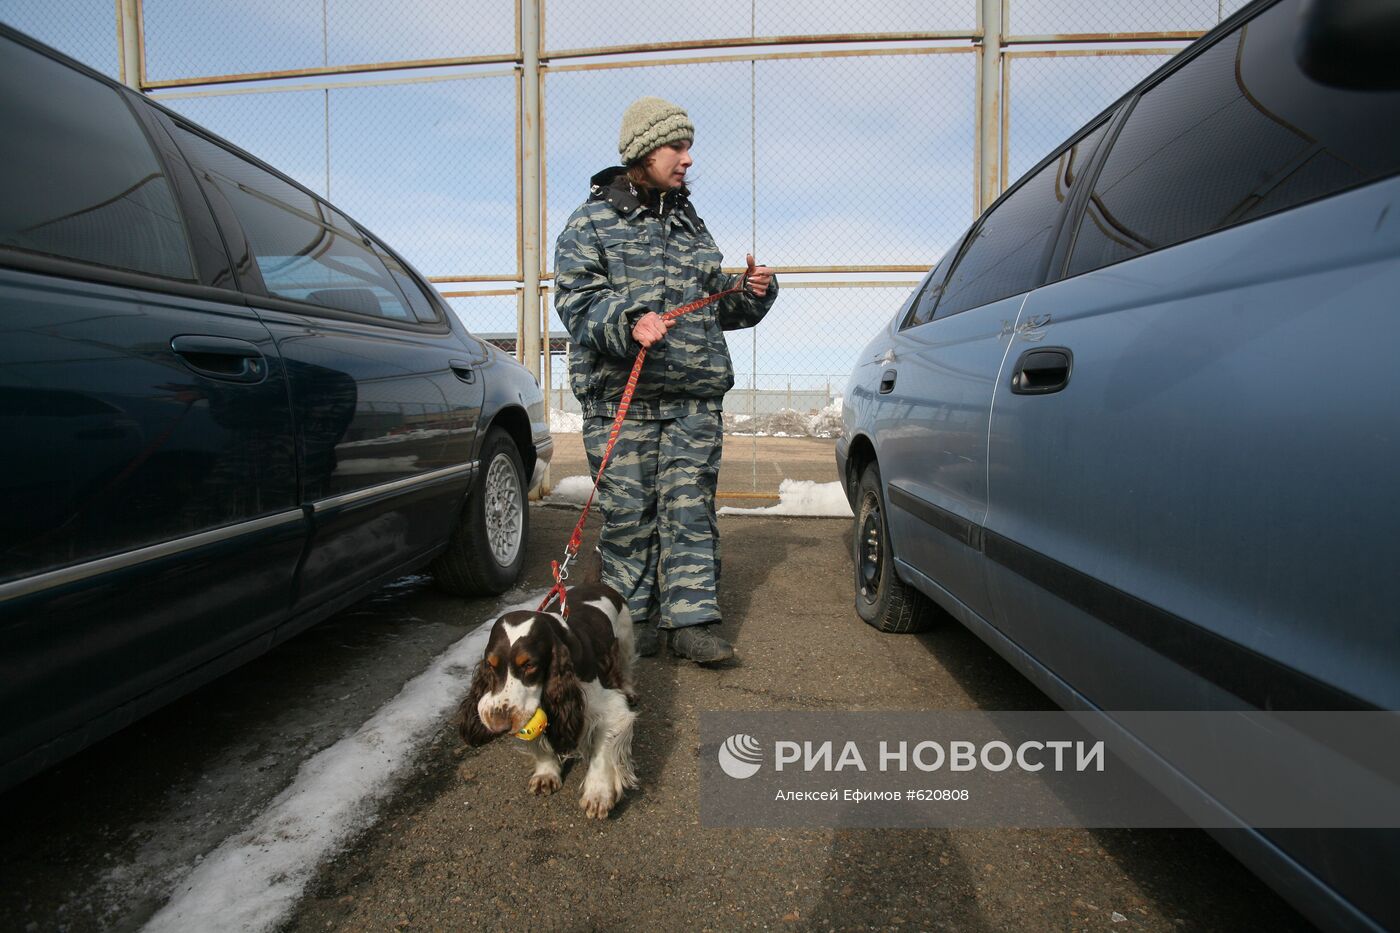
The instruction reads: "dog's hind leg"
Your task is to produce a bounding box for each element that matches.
[523,736,562,796]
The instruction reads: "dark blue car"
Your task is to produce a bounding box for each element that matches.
[0,25,551,790]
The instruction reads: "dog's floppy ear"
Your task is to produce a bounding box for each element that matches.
[455,658,499,748]
[542,616,585,755]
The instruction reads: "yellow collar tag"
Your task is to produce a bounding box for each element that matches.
[515,708,548,741]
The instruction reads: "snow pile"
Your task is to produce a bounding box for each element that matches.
[730,399,845,438]
[546,474,595,505]
[549,409,583,433]
[719,479,853,518]
[142,591,549,933]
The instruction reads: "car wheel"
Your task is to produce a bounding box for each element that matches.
[432,427,529,596]
[854,461,934,633]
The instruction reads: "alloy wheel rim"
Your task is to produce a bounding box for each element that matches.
[484,452,523,566]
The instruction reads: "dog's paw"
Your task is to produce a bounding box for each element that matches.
[528,772,561,796]
[579,786,619,820]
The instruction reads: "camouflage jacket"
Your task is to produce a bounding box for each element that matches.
[554,166,778,419]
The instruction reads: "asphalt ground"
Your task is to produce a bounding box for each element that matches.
[0,437,1313,931]
[285,505,1311,933]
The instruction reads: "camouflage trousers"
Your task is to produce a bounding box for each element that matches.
[582,410,722,630]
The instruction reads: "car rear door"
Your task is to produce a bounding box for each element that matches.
[0,33,303,782]
[870,121,1107,624]
[164,122,484,626]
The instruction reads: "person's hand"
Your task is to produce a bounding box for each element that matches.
[631,311,670,348]
[744,254,774,298]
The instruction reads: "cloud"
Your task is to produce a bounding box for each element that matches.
[1008,0,1248,36]
[327,0,515,65]
[143,0,326,81]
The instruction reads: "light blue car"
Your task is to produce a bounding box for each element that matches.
[836,0,1400,929]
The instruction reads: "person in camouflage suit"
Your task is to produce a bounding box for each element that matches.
[554,96,777,664]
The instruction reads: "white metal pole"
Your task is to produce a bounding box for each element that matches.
[976,0,1004,212]
[117,0,143,90]
[520,0,543,383]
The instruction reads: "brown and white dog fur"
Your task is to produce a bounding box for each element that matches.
[456,582,638,819]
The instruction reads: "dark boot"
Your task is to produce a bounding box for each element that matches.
[668,623,735,664]
[633,620,659,657]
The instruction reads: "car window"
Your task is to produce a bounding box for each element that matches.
[935,121,1107,319]
[370,240,441,324]
[171,126,418,322]
[902,237,961,329]
[0,37,193,280]
[1068,0,1400,278]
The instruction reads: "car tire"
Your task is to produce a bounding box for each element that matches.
[854,461,934,633]
[432,427,529,596]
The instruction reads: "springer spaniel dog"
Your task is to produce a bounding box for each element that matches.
[456,582,638,819]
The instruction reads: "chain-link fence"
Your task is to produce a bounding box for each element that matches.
[0,0,1249,483]
[1,0,119,78]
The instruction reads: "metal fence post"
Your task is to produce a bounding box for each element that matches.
[520,0,543,382]
[117,0,144,90]
[976,0,1004,212]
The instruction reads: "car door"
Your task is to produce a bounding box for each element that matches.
[980,6,1400,926]
[982,0,1400,715]
[871,121,1108,624]
[165,122,484,625]
[0,33,303,782]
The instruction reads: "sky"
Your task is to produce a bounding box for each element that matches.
[0,0,1246,396]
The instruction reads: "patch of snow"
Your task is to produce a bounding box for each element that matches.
[718,479,853,518]
[548,409,583,433]
[728,399,845,438]
[546,474,595,505]
[141,591,549,933]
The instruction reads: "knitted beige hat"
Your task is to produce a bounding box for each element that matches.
[618,96,695,164]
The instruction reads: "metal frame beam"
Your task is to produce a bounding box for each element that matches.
[116,0,144,90]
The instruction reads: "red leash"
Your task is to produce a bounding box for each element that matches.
[538,283,745,617]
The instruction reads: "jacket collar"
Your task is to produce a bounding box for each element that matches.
[588,166,699,229]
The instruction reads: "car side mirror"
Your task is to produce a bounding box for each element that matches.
[1294,0,1400,90]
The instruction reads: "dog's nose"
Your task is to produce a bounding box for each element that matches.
[483,707,513,733]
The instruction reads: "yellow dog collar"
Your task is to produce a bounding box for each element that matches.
[515,708,547,741]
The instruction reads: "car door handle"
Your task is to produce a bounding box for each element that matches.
[171,335,267,384]
[879,369,897,394]
[1010,347,1072,395]
[449,359,477,384]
